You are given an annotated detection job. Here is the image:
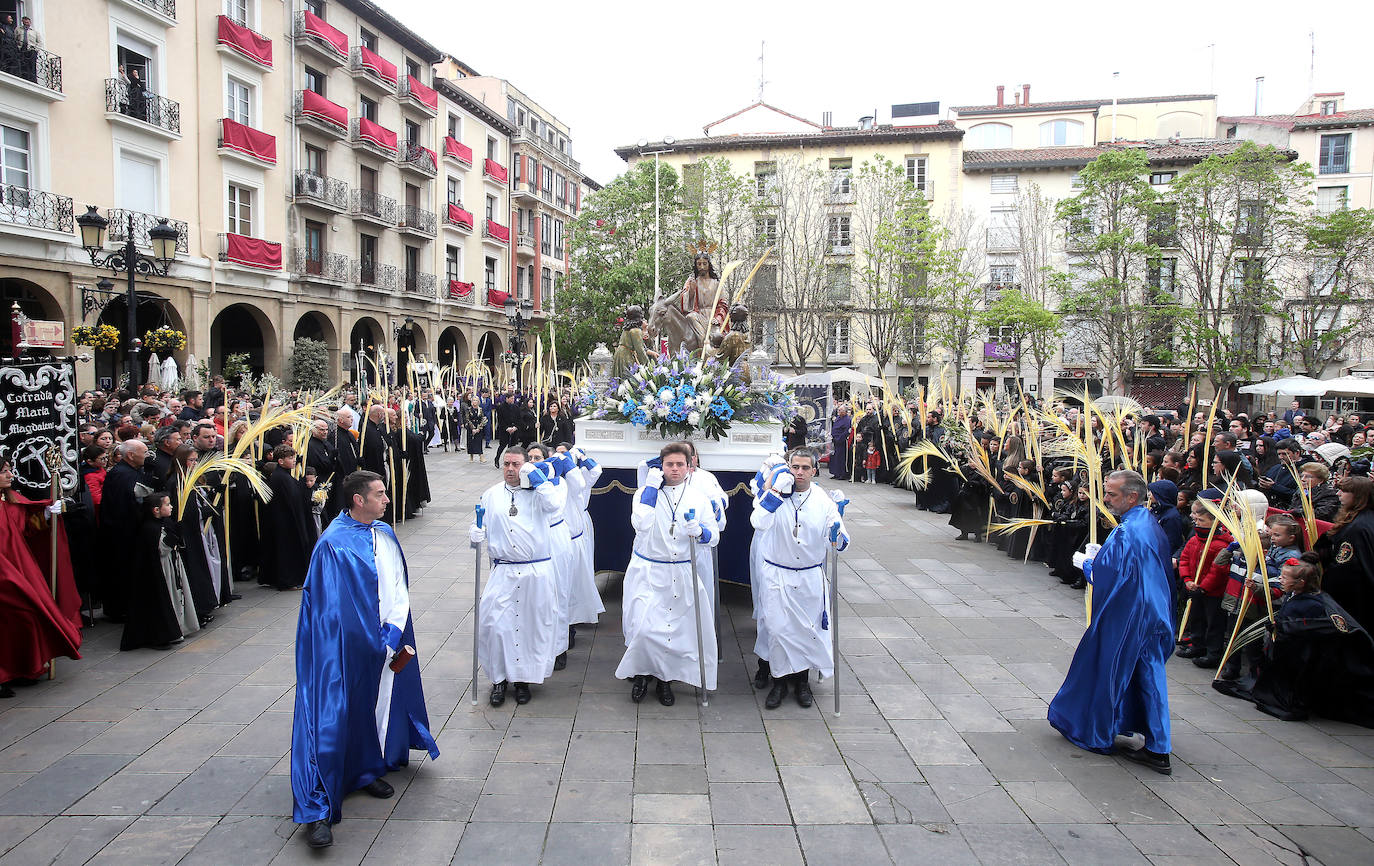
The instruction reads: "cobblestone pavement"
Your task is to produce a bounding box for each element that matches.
[2,451,1373,865]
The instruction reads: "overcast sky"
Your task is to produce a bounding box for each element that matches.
[380,0,1371,185]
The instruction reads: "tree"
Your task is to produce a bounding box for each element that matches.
[285,337,330,391]
[923,204,988,395]
[1056,149,1161,394]
[1013,182,1060,306]
[765,156,834,374]
[1168,141,1312,395]
[1282,207,1374,376]
[556,160,692,366]
[682,156,763,273]
[980,288,1063,396]
[850,156,934,375]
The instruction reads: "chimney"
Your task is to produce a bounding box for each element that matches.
[1014,91,1020,106]
[822,111,833,128]
[1022,84,1031,106]
[996,85,1005,107]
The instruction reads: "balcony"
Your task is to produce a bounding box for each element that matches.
[218,233,282,270]
[443,136,473,166]
[0,46,63,100]
[105,79,180,139]
[403,271,436,298]
[112,0,176,25]
[294,171,348,213]
[0,184,73,234]
[292,249,351,283]
[294,90,348,139]
[218,117,277,167]
[397,142,437,178]
[354,261,399,293]
[398,205,436,238]
[397,75,438,116]
[293,11,347,66]
[484,219,509,245]
[349,190,397,227]
[511,129,581,173]
[516,233,535,257]
[216,15,273,69]
[512,181,539,203]
[106,208,188,254]
[350,117,397,158]
[483,158,508,185]
[350,46,397,95]
[444,204,474,232]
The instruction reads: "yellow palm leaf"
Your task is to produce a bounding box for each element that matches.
[176,454,271,521]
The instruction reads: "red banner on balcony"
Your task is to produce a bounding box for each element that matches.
[485,219,510,243]
[301,10,348,57]
[224,233,282,270]
[405,75,438,110]
[420,146,438,170]
[357,46,397,84]
[487,288,510,307]
[448,280,474,299]
[220,117,277,164]
[444,136,472,164]
[447,204,473,228]
[218,15,273,67]
[483,158,508,184]
[300,89,347,130]
[357,117,397,153]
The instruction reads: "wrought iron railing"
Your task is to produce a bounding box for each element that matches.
[0,184,73,232]
[404,271,436,297]
[123,0,176,18]
[294,171,348,210]
[1,46,62,93]
[106,209,189,253]
[349,189,397,224]
[398,142,436,176]
[293,248,351,281]
[400,205,436,235]
[293,12,346,61]
[354,261,399,291]
[105,78,180,135]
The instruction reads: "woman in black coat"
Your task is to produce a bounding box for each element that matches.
[260,447,314,591]
[464,396,486,460]
[538,401,573,446]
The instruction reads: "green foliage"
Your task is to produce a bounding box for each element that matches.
[220,352,251,386]
[918,207,987,393]
[980,288,1063,391]
[286,337,330,391]
[1286,207,1374,376]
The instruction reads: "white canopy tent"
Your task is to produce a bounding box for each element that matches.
[1237,375,1331,397]
[780,367,888,391]
[1319,376,1374,397]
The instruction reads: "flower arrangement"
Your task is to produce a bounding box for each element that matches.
[72,323,121,351]
[143,326,187,354]
[589,349,797,439]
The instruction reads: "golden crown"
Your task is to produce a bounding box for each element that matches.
[686,240,718,257]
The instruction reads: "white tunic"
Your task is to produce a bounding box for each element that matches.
[373,527,409,749]
[751,483,844,678]
[475,478,567,684]
[562,464,605,624]
[688,467,728,588]
[615,481,720,687]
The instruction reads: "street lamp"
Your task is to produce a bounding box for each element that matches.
[637,136,675,302]
[76,206,178,389]
[503,296,533,389]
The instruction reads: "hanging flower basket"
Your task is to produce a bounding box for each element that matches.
[73,324,121,351]
[143,326,187,354]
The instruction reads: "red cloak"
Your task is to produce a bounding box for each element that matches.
[0,492,82,682]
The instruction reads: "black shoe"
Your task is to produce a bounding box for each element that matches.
[568,625,577,649]
[1071,577,1086,590]
[754,659,771,690]
[361,778,394,798]
[1218,658,1242,681]
[1118,747,1172,775]
[490,681,507,707]
[229,593,243,600]
[199,615,214,627]
[1175,645,1204,659]
[554,652,567,671]
[793,673,814,708]
[955,533,969,541]
[513,682,532,704]
[1193,655,1222,669]
[304,820,333,848]
[631,675,650,703]
[0,685,13,699]
[655,680,675,706]
[765,678,788,710]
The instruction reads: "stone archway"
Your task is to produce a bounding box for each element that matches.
[293,311,340,383]
[0,277,62,358]
[475,330,503,385]
[395,319,428,387]
[91,287,187,389]
[349,316,385,387]
[437,326,469,376]
[211,302,278,380]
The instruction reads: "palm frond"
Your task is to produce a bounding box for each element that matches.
[988,518,1053,536]
[176,454,271,521]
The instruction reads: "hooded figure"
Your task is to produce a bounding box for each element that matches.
[1147,479,1184,555]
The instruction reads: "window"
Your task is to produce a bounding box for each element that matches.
[0,124,30,191]
[505,97,516,123]
[1316,186,1348,214]
[826,319,850,358]
[405,245,420,287]
[227,183,253,235]
[1310,257,1338,294]
[751,318,778,354]
[117,150,159,213]
[303,66,325,97]
[484,256,497,291]
[756,216,777,244]
[754,161,777,200]
[826,265,851,303]
[304,220,325,273]
[989,264,1016,286]
[1232,257,1265,292]
[359,234,377,282]
[990,174,1018,194]
[447,177,460,207]
[303,144,325,176]
[304,0,325,15]
[1321,100,1338,116]
[967,122,1012,148]
[1150,172,1176,185]
[1147,206,1178,247]
[359,28,377,51]
[541,219,551,255]
[542,164,554,193]
[1319,134,1351,174]
[556,174,567,203]
[226,77,251,125]
[360,96,377,122]
[224,0,249,27]
[1038,119,1083,146]
[404,183,419,211]
[905,156,927,191]
[828,215,851,252]
[552,219,564,258]
[404,120,420,146]
[1237,200,1264,245]
[445,245,461,282]
[829,158,852,197]
[405,59,420,81]
[447,113,461,140]
[528,113,540,135]
[753,266,778,307]
[485,194,495,221]
[1147,258,1177,297]
[527,158,538,187]
[486,136,498,161]
[541,266,552,299]
[1069,172,1084,189]
[359,165,377,193]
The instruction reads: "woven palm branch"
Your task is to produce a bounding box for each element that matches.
[1287,463,1319,548]
[988,517,1053,536]
[176,454,270,521]
[1005,472,1050,507]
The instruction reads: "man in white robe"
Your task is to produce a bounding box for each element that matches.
[616,442,720,706]
[527,443,577,669]
[469,446,566,706]
[749,454,788,689]
[557,444,605,646]
[752,448,849,709]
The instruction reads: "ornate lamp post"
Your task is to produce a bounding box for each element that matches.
[503,296,533,389]
[76,206,178,389]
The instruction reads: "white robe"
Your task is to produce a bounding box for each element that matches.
[751,484,844,679]
[373,528,409,750]
[475,478,566,684]
[562,464,605,624]
[688,467,728,589]
[614,481,720,688]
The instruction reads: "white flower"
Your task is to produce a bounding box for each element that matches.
[617,382,630,396]
[656,405,670,417]
[697,394,711,408]
[658,387,673,401]
[687,411,701,425]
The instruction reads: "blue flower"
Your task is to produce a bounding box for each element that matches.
[629,408,649,426]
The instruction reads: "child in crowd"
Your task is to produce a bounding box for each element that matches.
[863,443,880,484]
[1177,494,1233,666]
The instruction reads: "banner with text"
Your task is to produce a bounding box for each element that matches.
[0,359,78,497]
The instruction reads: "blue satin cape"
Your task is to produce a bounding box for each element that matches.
[290,512,439,824]
[1047,505,1174,754]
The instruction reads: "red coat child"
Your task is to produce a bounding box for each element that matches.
[863,448,881,470]
[1179,526,1232,597]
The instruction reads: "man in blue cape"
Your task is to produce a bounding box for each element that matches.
[291,470,439,848]
[1048,469,1175,774]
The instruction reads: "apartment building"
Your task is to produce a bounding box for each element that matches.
[0,0,584,389]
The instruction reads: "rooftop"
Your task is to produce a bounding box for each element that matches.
[952,94,1216,116]
[962,139,1265,171]
[615,121,964,162]
[1219,107,1374,132]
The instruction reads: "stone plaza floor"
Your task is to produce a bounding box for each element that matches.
[2,451,1373,864]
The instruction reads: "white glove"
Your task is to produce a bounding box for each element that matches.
[684,517,702,539]
[469,525,487,544]
[773,471,794,495]
[46,501,64,517]
[570,446,587,463]
[518,462,536,489]
[645,467,664,488]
